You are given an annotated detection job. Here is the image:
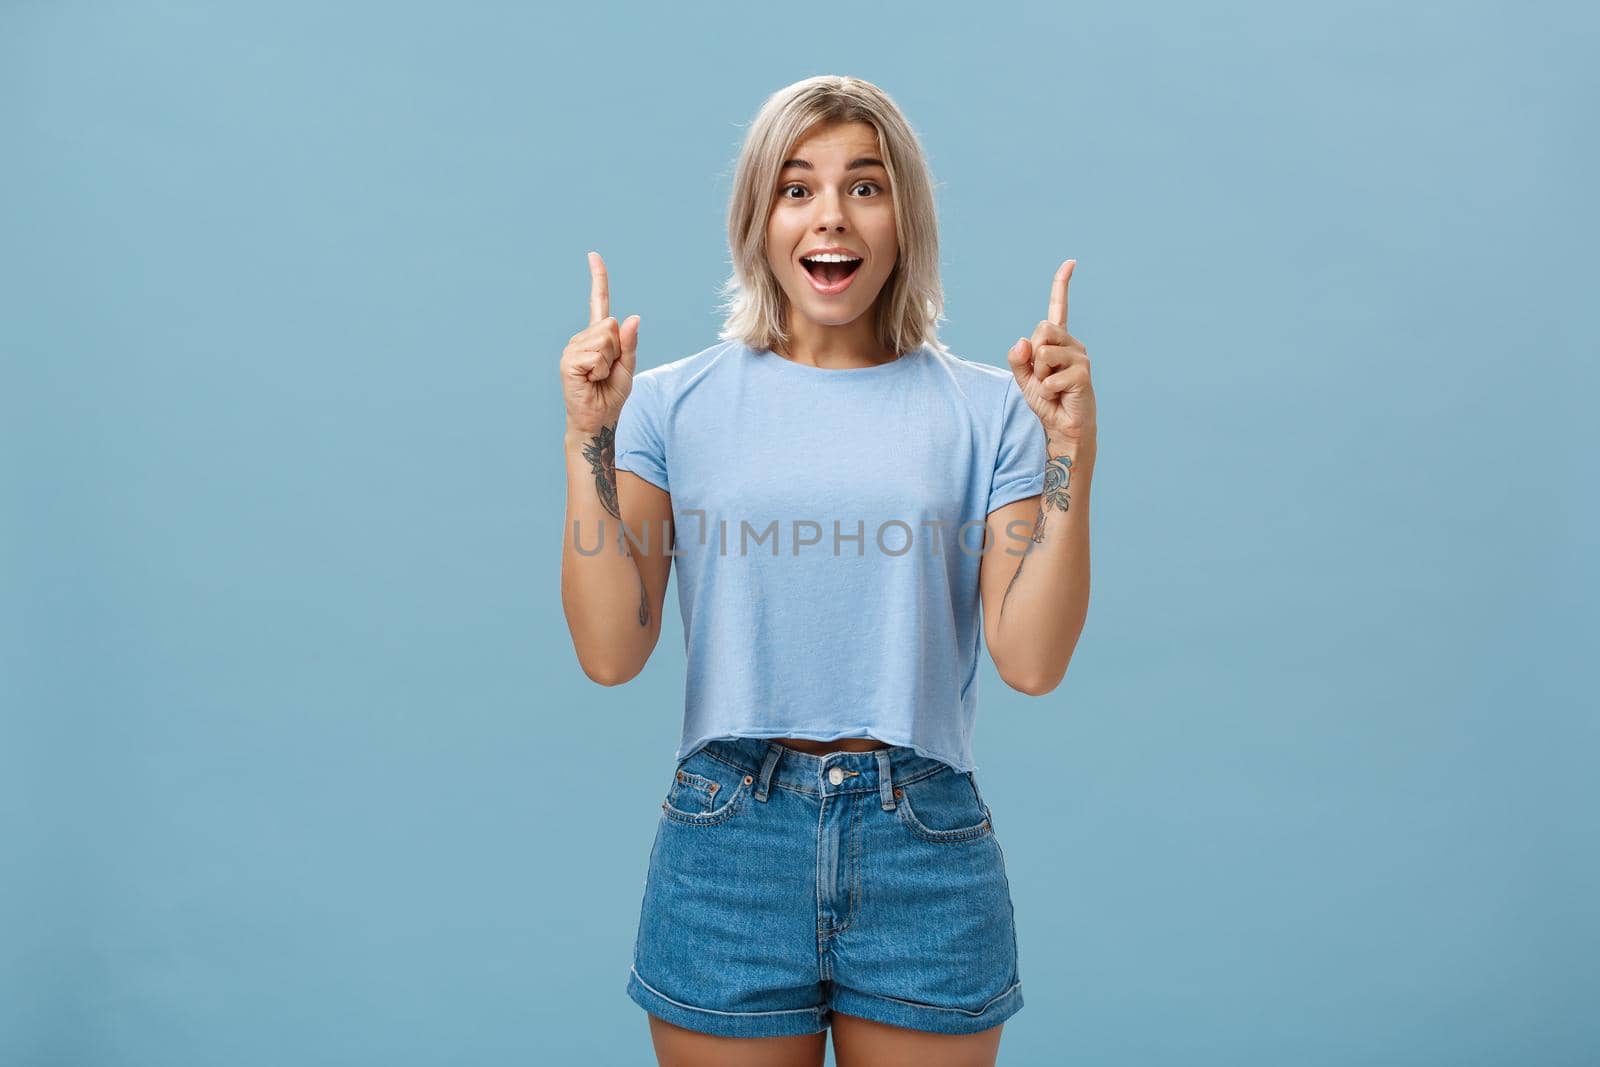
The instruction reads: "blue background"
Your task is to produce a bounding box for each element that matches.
[4,2,1594,1064]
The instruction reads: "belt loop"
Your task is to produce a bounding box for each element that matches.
[876,749,896,810]
[755,742,783,802]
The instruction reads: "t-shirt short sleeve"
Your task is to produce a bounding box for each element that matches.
[613,370,670,492]
[987,376,1046,515]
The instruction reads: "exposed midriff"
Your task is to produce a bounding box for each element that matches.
[770,736,891,756]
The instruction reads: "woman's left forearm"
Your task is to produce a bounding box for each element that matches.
[995,434,1096,695]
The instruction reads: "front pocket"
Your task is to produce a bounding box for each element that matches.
[664,768,721,814]
[661,752,754,827]
[894,768,993,844]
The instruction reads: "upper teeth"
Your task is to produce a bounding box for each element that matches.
[803,253,860,263]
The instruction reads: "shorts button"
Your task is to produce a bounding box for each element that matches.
[743,775,754,785]
[894,788,904,798]
[828,767,845,785]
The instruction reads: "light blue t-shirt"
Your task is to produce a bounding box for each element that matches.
[612,339,1046,773]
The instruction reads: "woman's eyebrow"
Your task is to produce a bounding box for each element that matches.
[780,157,886,172]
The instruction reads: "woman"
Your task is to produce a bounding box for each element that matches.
[560,75,1096,1066]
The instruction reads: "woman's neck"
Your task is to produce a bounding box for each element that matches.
[777,315,895,368]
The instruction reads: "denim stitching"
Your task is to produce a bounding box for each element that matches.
[844,978,1022,1017]
[844,797,864,934]
[668,769,718,812]
[895,789,993,843]
[629,965,827,1019]
[819,796,866,939]
[814,793,831,962]
[990,830,1021,987]
[700,748,944,796]
[661,777,750,825]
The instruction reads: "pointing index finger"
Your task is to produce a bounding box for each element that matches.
[588,251,610,324]
[1048,258,1075,328]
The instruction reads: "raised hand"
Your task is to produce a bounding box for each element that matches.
[1005,259,1097,446]
[561,251,641,436]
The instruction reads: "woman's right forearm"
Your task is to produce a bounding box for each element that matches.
[561,421,653,685]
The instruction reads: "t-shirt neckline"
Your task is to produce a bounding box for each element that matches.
[746,341,921,376]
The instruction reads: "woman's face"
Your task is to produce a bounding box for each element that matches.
[764,121,898,334]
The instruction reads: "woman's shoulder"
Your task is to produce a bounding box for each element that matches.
[632,339,742,394]
[918,342,1018,406]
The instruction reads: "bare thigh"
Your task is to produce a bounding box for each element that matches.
[646,1014,827,1067]
[831,1011,1004,1067]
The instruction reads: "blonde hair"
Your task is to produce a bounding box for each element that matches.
[716,75,951,358]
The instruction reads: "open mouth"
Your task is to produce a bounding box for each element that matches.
[800,254,863,294]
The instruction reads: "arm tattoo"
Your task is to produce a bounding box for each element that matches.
[1028,501,1048,544]
[1004,451,1075,601]
[1042,452,1073,517]
[1004,531,1031,600]
[578,424,652,628]
[580,425,620,520]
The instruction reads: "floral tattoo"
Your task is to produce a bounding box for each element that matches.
[1007,448,1075,600]
[580,423,650,628]
[1041,452,1073,524]
[581,425,620,520]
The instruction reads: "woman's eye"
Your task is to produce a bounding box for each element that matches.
[778,181,883,199]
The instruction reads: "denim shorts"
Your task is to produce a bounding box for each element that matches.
[625,737,1023,1037]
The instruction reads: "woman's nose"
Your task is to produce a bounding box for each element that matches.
[813,191,847,230]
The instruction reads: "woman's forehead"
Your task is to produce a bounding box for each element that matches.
[789,120,880,156]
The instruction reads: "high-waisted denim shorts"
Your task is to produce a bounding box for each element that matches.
[625,737,1023,1037]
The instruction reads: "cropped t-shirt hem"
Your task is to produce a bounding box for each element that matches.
[679,729,976,775]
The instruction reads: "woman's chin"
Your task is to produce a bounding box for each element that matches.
[796,307,862,327]
[788,287,884,328]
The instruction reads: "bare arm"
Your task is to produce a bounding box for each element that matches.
[557,251,673,685]
[979,438,1094,695]
[560,419,673,685]
[980,257,1099,695]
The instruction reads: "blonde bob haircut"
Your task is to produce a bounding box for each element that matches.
[716,75,951,359]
